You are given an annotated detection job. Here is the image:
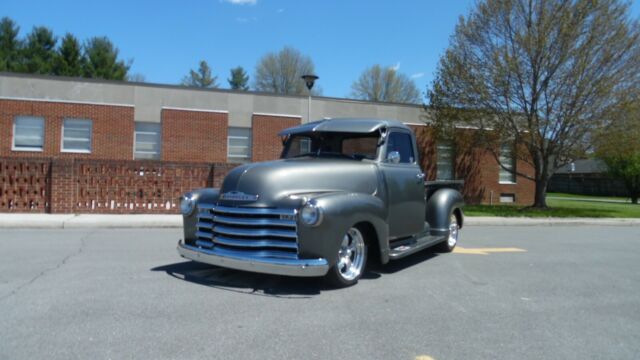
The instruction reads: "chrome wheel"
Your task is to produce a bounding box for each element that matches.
[447,214,459,248]
[337,227,366,281]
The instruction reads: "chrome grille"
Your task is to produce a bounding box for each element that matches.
[196,204,299,259]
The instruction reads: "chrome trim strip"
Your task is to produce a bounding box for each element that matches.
[213,215,296,227]
[212,235,298,250]
[211,205,296,216]
[213,225,297,238]
[196,230,213,239]
[177,241,328,277]
[197,222,213,230]
[197,203,216,210]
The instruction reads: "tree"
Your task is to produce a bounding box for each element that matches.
[53,33,83,77]
[228,66,249,90]
[429,0,640,208]
[127,73,146,82]
[254,47,317,95]
[83,36,130,80]
[0,17,22,72]
[182,60,218,88]
[22,26,57,74]
[595,98,640,204]
[350,64,421,104]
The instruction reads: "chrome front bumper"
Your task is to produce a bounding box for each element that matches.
[177,240,329,277]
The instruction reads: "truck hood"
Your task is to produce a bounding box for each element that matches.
[218,158,379,207]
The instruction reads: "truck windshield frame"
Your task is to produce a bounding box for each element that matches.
[281,132,382,161]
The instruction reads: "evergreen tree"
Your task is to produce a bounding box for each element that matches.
[22,26,56,74]
[82,36,130,80]
[53,33,83,77]
[228,66,249,90]
[0,17,22,72]
[182,60,218,88]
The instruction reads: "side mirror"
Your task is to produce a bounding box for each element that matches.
[387,151,401,164]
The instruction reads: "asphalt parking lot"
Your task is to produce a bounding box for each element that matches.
[1,226,639,360]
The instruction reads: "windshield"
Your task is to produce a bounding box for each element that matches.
[282,132,381,160]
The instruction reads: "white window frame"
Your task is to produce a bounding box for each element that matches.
[133,122,162,160]
[499,143,517,184]
[12,116,45,152]
[227,128,252,163]
[61,118,92,153]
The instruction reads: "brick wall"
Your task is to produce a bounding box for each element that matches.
[0,99,134,160]
[251,114,301,162]
[161,109,228,163]
[454,129,535,205]
[0,157,236,214]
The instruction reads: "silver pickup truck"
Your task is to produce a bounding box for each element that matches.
[177,118,464,287]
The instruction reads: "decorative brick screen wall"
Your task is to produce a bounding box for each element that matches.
[0,157,51,212]
[251,114,301,162]
[0,157,236,214]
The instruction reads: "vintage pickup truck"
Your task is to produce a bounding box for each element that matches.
[177,118,464,286]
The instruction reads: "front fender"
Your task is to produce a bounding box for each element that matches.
[183,188,220,243]
[296,192,389,266]
[426,188,464,237]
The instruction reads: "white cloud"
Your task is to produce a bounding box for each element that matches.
[410,72,425,79]
[390,62,400,71]
[222,0,257,5]
[277,8,285,13]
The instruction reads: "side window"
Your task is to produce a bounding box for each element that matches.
[227,127,252,163]
[436,141,455,180]
[387,132,415,164]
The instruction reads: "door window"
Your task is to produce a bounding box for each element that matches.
[386,132,415,164]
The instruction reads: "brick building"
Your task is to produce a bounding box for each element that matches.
[0,72,534,212]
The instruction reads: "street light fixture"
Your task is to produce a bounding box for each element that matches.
[301,74,318,123]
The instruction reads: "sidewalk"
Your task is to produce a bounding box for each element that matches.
[0,214,639,228]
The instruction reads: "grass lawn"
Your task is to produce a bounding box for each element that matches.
[546,192,631,202]
[465,194,640,218]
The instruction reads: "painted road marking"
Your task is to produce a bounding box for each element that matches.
[415,356,435,360]
[453,246,526,255]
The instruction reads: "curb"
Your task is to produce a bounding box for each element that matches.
[465,217,640,226]
[0,214,182,229]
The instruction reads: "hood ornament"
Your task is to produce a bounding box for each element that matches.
[220,191,259,202]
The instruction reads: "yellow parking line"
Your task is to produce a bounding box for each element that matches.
[453,246,526,255]
[415,356,435,360]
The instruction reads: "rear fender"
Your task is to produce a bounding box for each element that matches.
[425,188,464,237]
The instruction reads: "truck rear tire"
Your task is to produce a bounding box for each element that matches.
[325,226,368,287]
[436,214,459,253]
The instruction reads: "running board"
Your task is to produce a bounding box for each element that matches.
[388,234,445,260]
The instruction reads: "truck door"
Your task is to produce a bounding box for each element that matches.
[379,130,426,238]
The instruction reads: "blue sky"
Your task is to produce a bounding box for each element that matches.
[3,0,640,100]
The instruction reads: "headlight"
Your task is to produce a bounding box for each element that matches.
[180,192,196,215]
[300,200,323,226]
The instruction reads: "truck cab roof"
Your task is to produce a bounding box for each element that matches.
[278,118,413,136]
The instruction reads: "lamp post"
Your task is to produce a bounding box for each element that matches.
[301,74,318,123]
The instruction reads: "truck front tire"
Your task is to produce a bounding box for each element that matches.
[325,226,368,287]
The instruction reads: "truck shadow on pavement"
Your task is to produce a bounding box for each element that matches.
[151,250,439,298]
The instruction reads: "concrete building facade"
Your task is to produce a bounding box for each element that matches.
[0,72,534,205]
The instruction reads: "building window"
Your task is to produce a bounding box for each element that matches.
[436,141,455,180]
[228,127,252,163]
[500,193,516,203]
[13,116,45,151]
[134,122,161,160]
[499,143,516,183]
[61,118,92,153]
